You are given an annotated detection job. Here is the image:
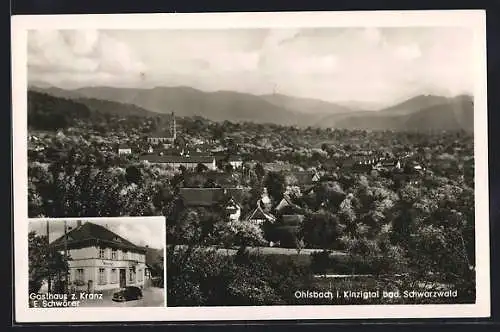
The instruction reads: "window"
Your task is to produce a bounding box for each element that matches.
[111,269,117,284]
[123,251,129,260]
[98,248,105,259]
[137,269,143,282]
[98,268,106,285]
[75,269,84,282]
[129,268,135,283]
[111,249,117,260]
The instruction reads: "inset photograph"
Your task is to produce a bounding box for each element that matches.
[28,217,165,308]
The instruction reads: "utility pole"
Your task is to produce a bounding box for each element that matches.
[46,219,51,293]
[64,220,69,293]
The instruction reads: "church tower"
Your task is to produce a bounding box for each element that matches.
[171,111,176,140]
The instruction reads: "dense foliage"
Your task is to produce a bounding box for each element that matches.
[28,93,476,304]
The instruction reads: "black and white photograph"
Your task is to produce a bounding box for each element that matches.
[12,10,489,321]
[27,217,166,308]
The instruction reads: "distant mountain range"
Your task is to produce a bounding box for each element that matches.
[28,85,474,132]
[314,94,474,132]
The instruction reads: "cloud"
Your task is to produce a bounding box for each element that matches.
[394,43,422,61]
[362,27,385,47]
[28,30,146,84]
[28,27,475,104]
[110,222,163,249]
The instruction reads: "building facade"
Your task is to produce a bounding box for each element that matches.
[118,145,132,155]
[50,222,147,293]
[139,155,217,171]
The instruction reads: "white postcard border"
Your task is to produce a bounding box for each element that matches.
[12,10,490,322]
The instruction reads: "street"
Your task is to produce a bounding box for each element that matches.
[78,287,165,307]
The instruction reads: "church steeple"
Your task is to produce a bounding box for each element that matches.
[171,112,176,140]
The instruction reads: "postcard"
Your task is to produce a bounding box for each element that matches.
[12,10,489,322]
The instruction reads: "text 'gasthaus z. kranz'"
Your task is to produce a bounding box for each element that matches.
[29,293,82,308]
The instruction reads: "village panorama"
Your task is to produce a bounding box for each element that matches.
[26,28,476,307]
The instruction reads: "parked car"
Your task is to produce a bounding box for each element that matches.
[112,286,143,302]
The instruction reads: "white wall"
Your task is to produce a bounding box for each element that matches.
[67,246,147,292]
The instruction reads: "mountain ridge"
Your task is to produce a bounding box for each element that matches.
[28,84,474,132]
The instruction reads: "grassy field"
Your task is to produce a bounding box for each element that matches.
[169,244,349,269]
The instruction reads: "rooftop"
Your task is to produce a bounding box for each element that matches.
[50,222,145,253]
[139,155,215,164]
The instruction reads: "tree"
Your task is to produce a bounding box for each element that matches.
[125,165,142,184]
[310,250,331,276]
[29,231,69,294]
[264,171,286,204]
[225,220,267,247]
[255,163,265,180]
[196,163,209,173]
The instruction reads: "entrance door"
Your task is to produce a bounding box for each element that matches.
[119,269,126,288]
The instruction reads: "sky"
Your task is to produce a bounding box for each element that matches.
[28,27,474,107]
[29,219,165,249]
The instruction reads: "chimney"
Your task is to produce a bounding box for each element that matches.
[76,220,82,228]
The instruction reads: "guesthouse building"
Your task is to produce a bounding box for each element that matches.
[49,221,147,293]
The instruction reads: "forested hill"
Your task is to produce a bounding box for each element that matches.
[29,88,475,133]
[28,90,91,131]
[28,90,163,131]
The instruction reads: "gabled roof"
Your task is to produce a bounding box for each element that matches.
[139,155,215,164]
[275,195,294,211]
[50,222,145,253]
[245,205,276,222]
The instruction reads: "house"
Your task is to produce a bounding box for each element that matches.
[228,156,244,169]
[139,155,217,171]
[275,195,294,212]
[118,144,132,155]
[377,159,402,170]
[275,193,303,213]
[213,155,244,169]
[312,172,321,182]
[49,221,147,293]
[179,187,245,221]
[244,202,277,225]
